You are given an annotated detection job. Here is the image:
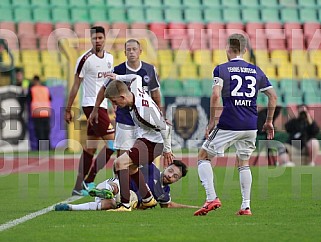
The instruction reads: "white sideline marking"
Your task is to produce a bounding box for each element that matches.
[0,196,82,232]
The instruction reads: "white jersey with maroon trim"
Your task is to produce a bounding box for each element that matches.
[74,49,113,109]
[128,75,171,152]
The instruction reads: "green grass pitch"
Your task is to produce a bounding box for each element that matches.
[1,166,321,241]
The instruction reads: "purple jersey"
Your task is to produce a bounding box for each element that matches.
[130,163,171,204]
[213,58,272,130]
[113,61,160,125]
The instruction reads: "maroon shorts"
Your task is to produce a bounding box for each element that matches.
[128,138,164,166]
[82,106,115,137]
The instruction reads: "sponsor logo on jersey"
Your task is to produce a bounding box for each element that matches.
[143,75,150,83]
[98,71,112,78]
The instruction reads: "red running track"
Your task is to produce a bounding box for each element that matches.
[1,154,320,175]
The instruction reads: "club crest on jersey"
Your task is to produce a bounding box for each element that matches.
[143,75,150,83]
[107,61,112,69]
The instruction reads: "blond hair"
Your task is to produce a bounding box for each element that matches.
[227,33,247,54]
[104,80,130,98]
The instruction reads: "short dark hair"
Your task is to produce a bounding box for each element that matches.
[90,26,105,36]
[33,75,40,82]
[171,160,188,177]
[125,39,140,49]
[227,33,247,54]
[16,68,24,73]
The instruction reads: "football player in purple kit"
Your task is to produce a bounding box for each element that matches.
[54,161,197,211]
[194,33,277,216]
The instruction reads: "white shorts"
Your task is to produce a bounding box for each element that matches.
[114,123,136,150]
[202,128,257,161]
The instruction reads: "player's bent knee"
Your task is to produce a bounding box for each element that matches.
[114,159,121,171]
[198,148,209,160]
[237,153,251,163]
[114,153,132,171]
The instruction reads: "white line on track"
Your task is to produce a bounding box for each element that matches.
[0,196,82,232]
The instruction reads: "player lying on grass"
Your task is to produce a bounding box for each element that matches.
[54,161,198,211]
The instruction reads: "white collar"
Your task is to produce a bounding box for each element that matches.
[230,56,243,61]
[125,61,142,72]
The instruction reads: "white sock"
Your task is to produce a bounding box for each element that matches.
[122,203,130,208]
[198,160,217,201]
[70,202,101,211]
[142,194,153,203]
[238,166,252,209]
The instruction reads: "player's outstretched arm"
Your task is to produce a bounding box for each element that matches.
[65,74,82,124]
[106,73,137,83]
[160,202,200,209]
